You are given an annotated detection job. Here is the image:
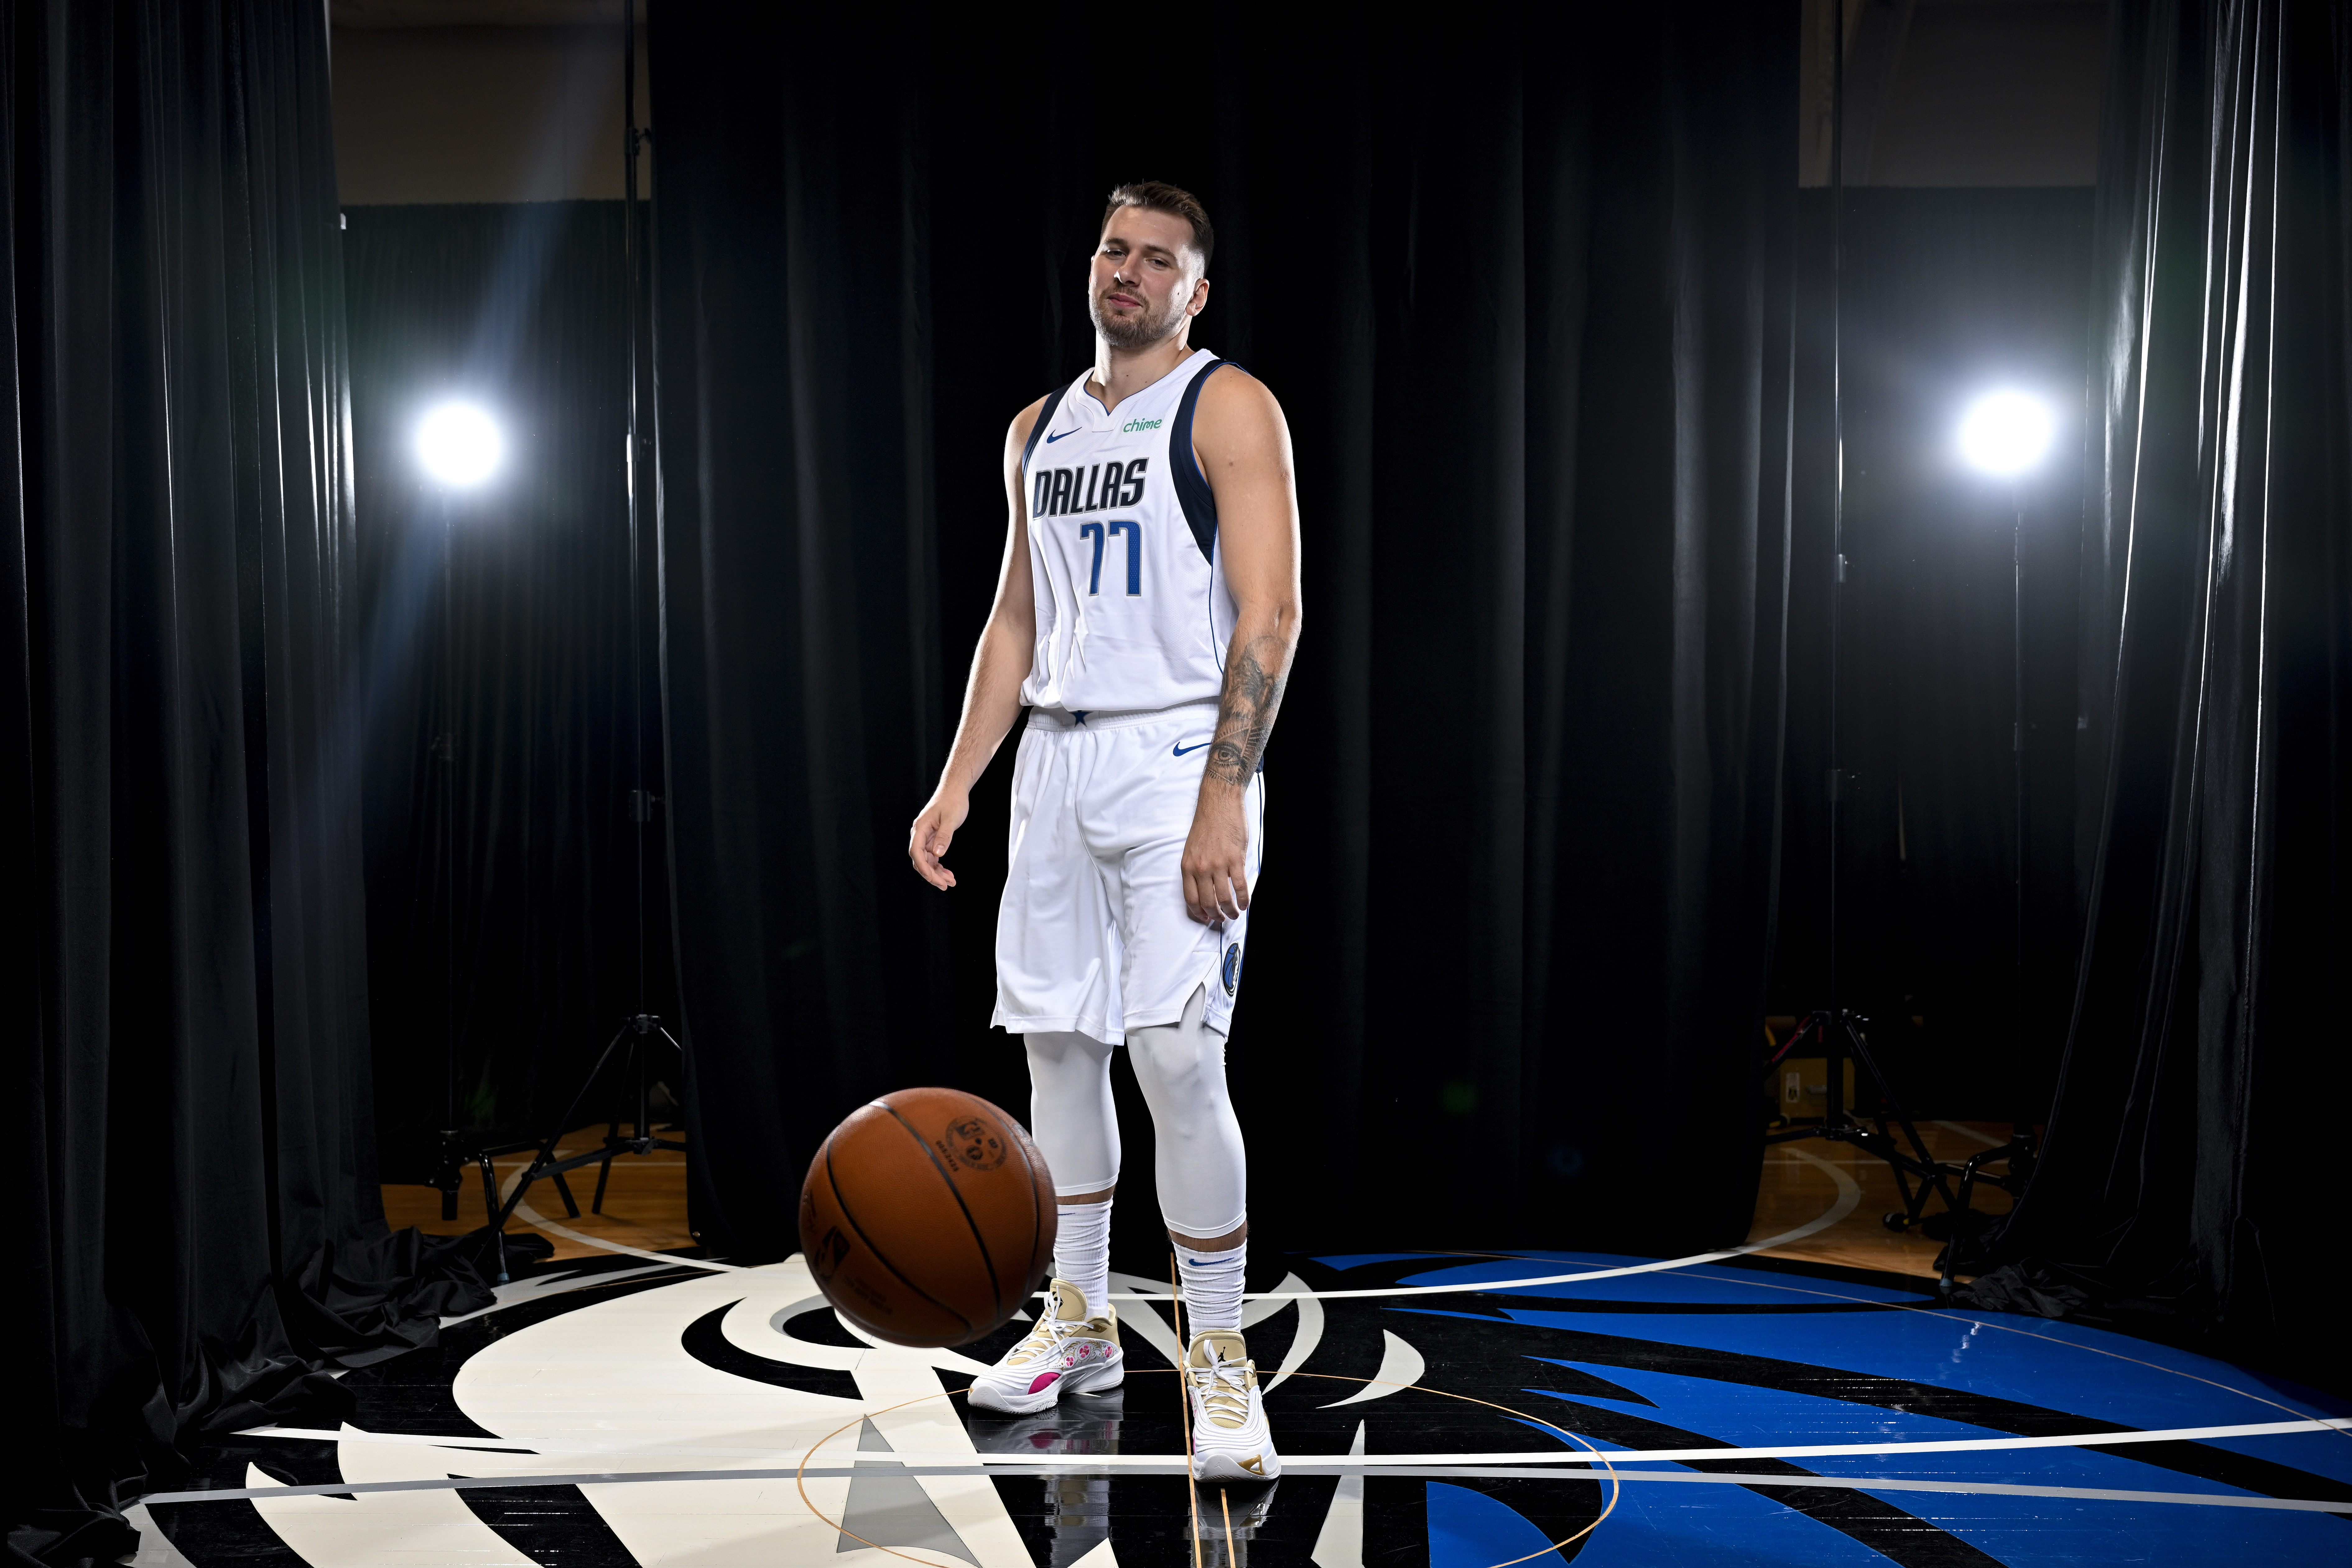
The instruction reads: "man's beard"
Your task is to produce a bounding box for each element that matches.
[1089,283,1182,349]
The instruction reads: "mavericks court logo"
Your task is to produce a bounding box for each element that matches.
[1222,943,1242,996]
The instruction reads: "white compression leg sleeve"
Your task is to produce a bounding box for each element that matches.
[1024,1030,1121,1194]
[1126,985,1248,1244]
[1025,1030,1121,1314]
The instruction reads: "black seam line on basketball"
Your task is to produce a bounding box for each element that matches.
[1393,1307,2352,1506]
[877,1101,1005,1325]
[824,1139,976,1338]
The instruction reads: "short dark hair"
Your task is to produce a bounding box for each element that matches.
[1101,181,1214,271]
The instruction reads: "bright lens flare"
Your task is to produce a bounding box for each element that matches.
[1957,391,2053,477]
[415,402,505,487]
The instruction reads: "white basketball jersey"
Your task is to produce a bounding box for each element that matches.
[1017,349,1238,714]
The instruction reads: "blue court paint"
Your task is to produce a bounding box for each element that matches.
[1480,1305,2348,1436]
[1424,1482,1566,1567]
[2202,1431,2352,1486]
[1522,1358,2275,1496]
[1548,1474,1899,1568]
[1505,1401,2351,1566]
[1500,1346,2352,1565]
[1501,1428,1900,1568]
[1394,1260,1935,1307]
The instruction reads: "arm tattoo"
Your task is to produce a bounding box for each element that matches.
[1205,634,1288,787]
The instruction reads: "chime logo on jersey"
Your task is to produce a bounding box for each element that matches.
[1032,457,1148,518]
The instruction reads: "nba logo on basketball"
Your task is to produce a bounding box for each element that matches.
[939,1116,1007,1172]
[806,1224,851,1285]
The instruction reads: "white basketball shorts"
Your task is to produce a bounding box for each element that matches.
[992,700,1264,1046]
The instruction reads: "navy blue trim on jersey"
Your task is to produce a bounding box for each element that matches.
[1171,360,1242,564]
[1018,382,1073,474]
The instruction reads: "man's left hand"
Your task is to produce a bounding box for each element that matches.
[1181,791,1250,925]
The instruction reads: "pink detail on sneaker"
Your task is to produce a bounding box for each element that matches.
[1027,1371,1063,1395]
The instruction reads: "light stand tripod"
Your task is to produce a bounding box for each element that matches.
[1932,483,2041,1290]
[424,492,513,1231]
[460,7,682,1283]
[1763,0,1963,1241]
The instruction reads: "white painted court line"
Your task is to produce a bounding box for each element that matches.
[497,1160,754,1273]
[144,1465,2352,1515]
[235,1414,2352,1468]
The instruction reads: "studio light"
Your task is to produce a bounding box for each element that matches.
[415,401,505,488]
[1957,390,2054,477]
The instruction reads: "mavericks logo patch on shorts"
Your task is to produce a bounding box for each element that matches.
[1222,943,1242,996]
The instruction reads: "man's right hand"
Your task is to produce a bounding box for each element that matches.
[908,788,970,890]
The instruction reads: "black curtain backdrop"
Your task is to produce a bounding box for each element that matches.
[342,202,664,1164]
[3,3,473,1561]
[1987,0,2352,1388]
[651,2,1797,1265]
[1774,188,2095,1118]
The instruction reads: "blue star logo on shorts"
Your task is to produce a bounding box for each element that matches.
[1222,943,1242,996]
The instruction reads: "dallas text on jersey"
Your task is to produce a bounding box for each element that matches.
[1032,458,1149,518]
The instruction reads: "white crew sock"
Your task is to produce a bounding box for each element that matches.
[1172,1237,1247,1334]
[1054,1199,1114,1320]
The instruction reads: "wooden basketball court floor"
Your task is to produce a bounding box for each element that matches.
[130,1125,2352,1567]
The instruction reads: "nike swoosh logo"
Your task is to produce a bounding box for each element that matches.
[1173,741,1212,757]
[1044,428,1079,443]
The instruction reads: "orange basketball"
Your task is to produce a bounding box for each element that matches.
[797,1087,1058,1347]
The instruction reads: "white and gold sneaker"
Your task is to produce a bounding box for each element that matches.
[1184,1328,1280,1482]
[965,1279,1125,1416]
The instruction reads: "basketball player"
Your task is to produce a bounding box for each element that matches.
[907,181,1300,1484]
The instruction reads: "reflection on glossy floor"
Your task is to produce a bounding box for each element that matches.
[145,1144,2350,1568]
